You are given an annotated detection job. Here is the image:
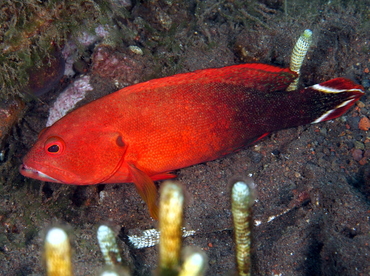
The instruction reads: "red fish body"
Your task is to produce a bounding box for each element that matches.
[20,63,364,218]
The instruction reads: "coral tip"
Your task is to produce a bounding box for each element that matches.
[44,227,73,276]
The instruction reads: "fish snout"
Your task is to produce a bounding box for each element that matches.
[19,164,59,183]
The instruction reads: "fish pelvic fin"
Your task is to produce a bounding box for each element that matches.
[128,163,159,220]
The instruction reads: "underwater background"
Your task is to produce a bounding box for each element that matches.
[0,0,370,275]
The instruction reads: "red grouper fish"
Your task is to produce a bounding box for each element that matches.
[20,63,365,219]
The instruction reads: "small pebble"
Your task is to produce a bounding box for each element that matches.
[352,149,363,161]
[319,127,327,136]
[129,46,143,55]
[359,116,370,131]
[356,101,365,108]
[359,157,368,166]
[346,116,361,130]
[361,79,370,88]
[354,141,365,150]
[366,142,370,150]
[250,152,262,163]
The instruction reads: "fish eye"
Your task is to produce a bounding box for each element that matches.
[44,136,65,155]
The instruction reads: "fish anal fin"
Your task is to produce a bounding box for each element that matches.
[128,163,159,220]
[151,172,177,181]
[248,132,270,145]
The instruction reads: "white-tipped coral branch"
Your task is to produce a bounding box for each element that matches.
[159,181,184,274]
[287,29,313,91]
[179,252,206,276]
[97,225,131,276]
[97,225,122,267]
[44,227,73,276]
[231,179,255,276]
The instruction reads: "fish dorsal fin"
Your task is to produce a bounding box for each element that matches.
[223,63,298,92]
[185,63,298,92]
[230,63,298,92]
[116,63,298,95]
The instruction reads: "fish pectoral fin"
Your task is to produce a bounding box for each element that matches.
[128,163,159,220]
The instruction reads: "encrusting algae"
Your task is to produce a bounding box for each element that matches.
[0,0,129,100]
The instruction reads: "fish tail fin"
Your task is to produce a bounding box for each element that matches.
[308,78,364,124]
[128,163,159,220]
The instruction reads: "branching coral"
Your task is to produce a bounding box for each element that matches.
[43,180,255,275]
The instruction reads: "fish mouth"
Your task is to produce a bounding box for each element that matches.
[19,164,60,183]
